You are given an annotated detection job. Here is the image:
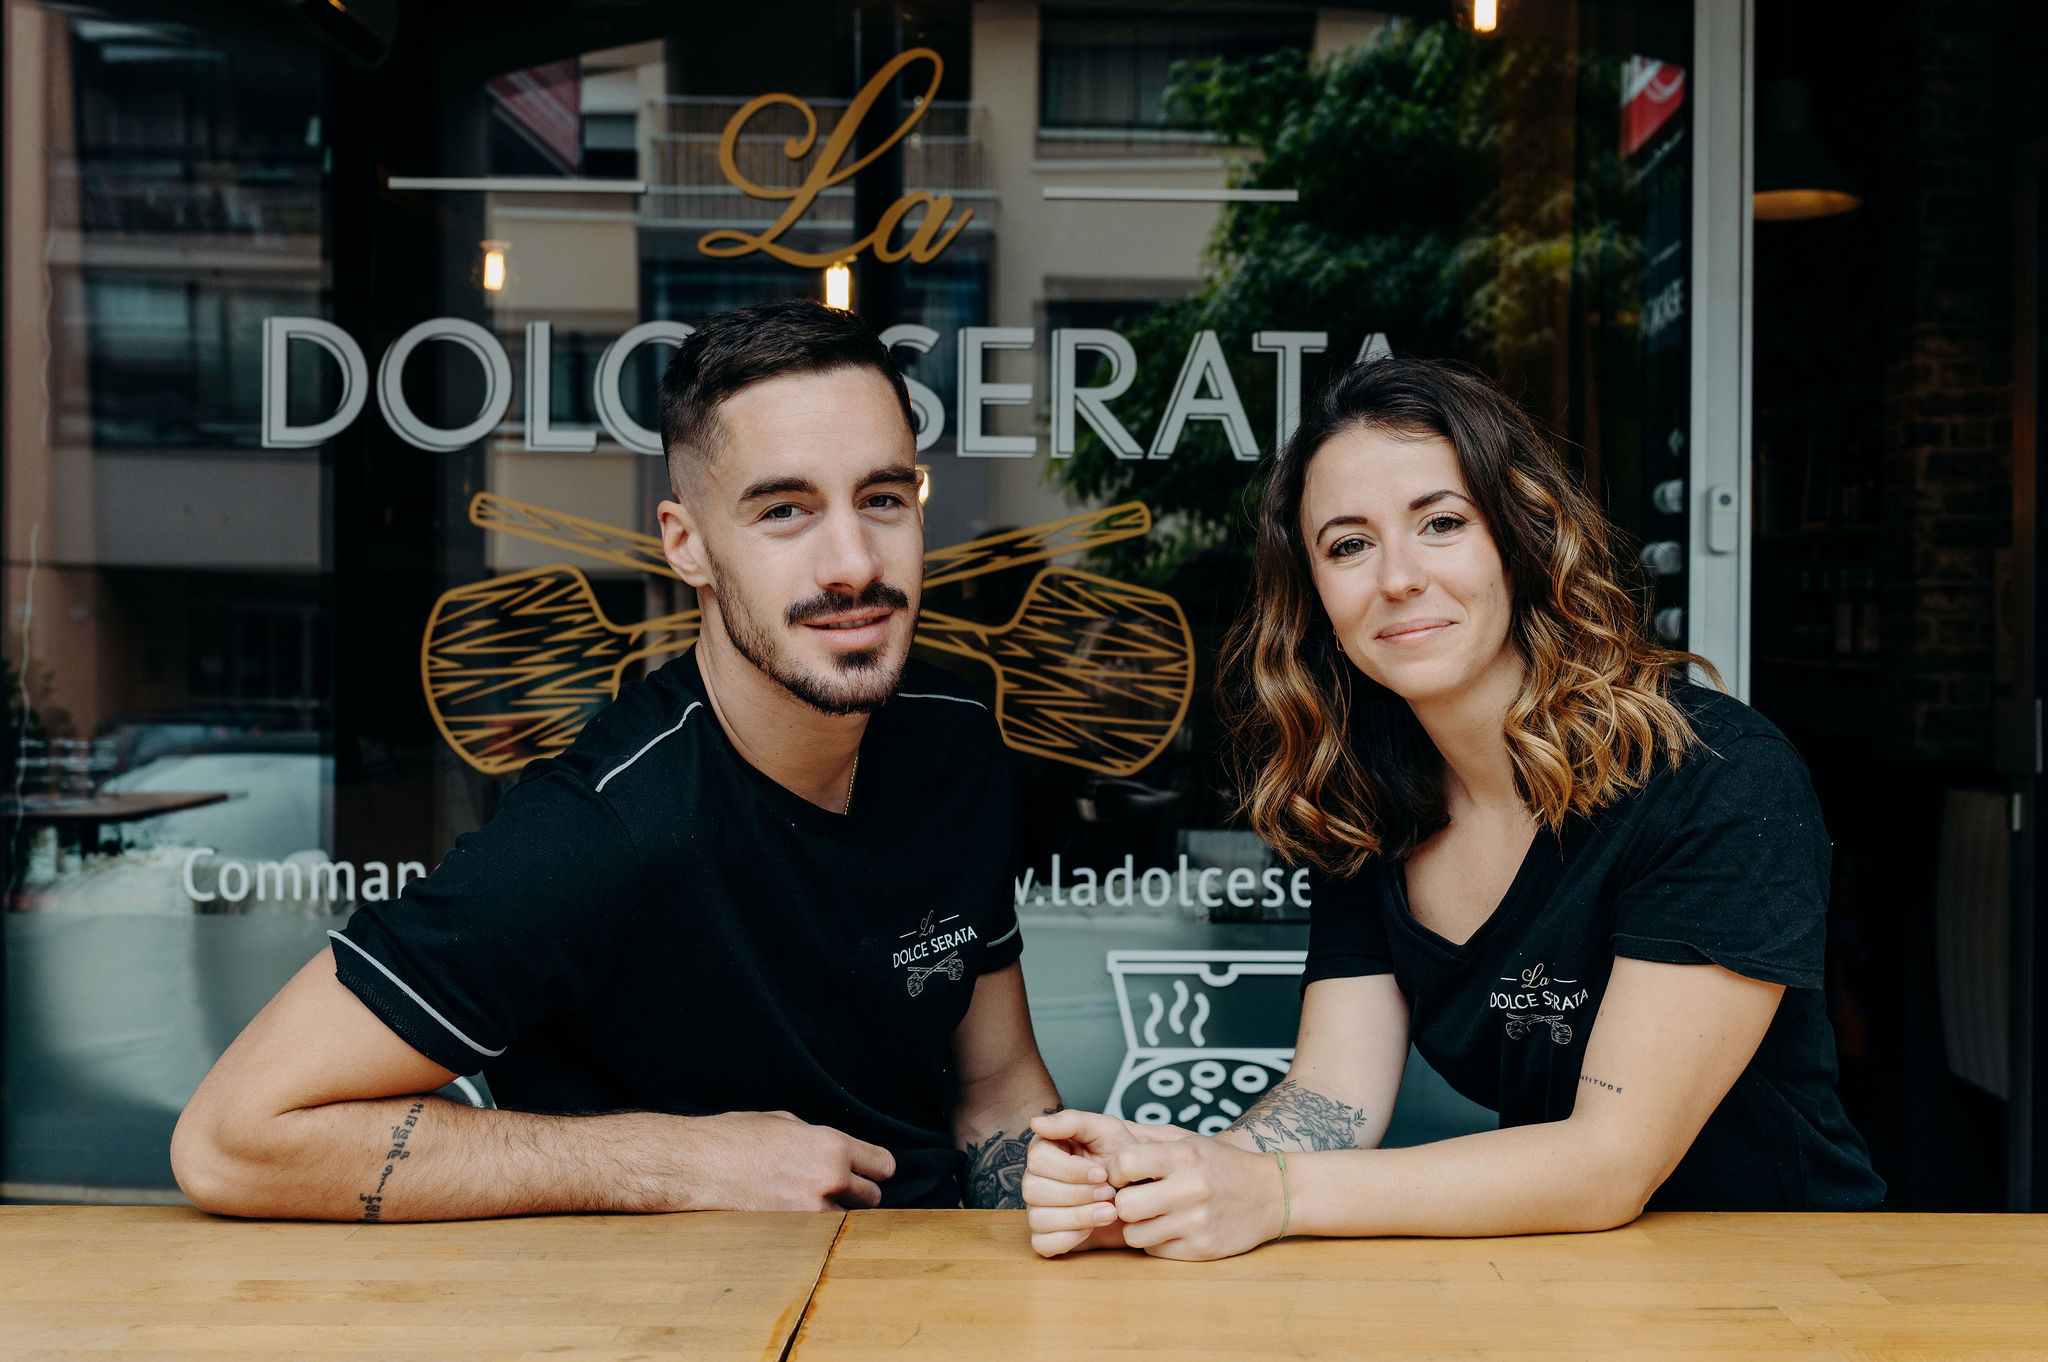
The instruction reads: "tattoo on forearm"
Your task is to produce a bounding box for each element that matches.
[1226,1079,1369,1153]
[1578,1074,1624,1094]
[962,1108,1054,1210]
[357,1099,426,1222]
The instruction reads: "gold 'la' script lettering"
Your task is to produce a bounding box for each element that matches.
[697,48,972,268]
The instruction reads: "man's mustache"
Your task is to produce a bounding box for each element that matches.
[785,581,913,627]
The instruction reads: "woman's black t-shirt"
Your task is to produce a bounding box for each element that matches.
[1303,684,1884,1212]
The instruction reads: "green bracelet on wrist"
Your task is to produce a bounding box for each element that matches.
[1274,1150,1291,1241]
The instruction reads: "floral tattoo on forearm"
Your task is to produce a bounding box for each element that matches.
[962,1108,1055,1210]
[962,1128,1031,1209]
[1226,1079,1369,1152]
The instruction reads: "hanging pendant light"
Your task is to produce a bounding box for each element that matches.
[1754,78,1861,221]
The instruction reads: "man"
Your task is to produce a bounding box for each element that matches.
[171,298,1058,1218]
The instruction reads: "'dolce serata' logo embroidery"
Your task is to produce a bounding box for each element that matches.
[891,909,976,996]
[1488,962,1590,1046]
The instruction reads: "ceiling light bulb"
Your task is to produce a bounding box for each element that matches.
[480,240,509,292]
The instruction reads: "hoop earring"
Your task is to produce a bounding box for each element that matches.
[1333,631,1346,656]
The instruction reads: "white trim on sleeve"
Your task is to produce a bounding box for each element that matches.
[328,930,508,1059]
[595,700,702,792]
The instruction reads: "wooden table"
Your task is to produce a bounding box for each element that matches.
[0,791,228,856]
[0,1206,841,1359]
[788,1210,2048,1360]
[4,1208,2044,1359]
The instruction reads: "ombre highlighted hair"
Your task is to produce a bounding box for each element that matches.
[1221,357,1719,877]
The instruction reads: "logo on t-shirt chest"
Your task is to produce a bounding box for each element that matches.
[890,908,978,996]
[1488,962,1591,1045]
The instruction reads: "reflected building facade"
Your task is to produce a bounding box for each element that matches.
[2,0,2041,1211]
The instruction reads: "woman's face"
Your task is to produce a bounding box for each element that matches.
[1299,424,1519,707]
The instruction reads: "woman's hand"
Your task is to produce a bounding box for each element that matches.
[1108,1135,1288,1262]
[1022,1110,1188,1258]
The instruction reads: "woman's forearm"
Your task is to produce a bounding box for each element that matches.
[1286,1118,1655,1238]
[1219,1075,1387,1155]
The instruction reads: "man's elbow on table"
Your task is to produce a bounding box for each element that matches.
[170,1093,280,1219]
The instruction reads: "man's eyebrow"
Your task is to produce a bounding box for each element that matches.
[737,475,818,503]
[856,464,922,491]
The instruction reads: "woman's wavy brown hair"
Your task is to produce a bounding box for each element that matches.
[1221,356,1719,877]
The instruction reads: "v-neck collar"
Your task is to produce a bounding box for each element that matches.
[1388,817,1587,959]
[673,651,868,838]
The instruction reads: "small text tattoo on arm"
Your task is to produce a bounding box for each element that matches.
[1579,1074,1624,1094]
[1226,1079,1369,1153]
[358,1099,426,1222]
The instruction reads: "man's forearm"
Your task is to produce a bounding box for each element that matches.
[957,1086,1059,1210]
[962,1123,1037,1209]
[183,1096,700,1222]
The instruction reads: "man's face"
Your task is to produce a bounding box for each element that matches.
[664,367,923,715]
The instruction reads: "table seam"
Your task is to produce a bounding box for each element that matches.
[775,1212,848,1362]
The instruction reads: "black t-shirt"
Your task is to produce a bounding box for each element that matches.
[1303,684,1884,1212]
[332,652,1022,1208]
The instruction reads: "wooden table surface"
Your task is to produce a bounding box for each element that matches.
[4,1207,2044,1360]
[789,1210,2048,1361]
[0,1206,842,1360]
[0,791,228,821]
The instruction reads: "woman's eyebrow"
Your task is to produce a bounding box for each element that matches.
[1315,490,1473,542]
[1314,513,1371,543]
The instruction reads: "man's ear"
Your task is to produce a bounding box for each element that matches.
[658,494,713,589]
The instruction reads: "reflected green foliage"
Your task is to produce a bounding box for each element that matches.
[1053,20,1649,582]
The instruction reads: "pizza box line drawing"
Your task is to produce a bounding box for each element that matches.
[1104,951,1307,1130]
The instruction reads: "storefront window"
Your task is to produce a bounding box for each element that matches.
[4,0,1695,1196]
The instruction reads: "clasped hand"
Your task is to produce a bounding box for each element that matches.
[1022,1110,1284,1261]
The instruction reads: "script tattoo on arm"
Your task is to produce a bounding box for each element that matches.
[357,1099,426,1223]
[1578,1074,1625,1095]
[1226,1078,1370,1153]
[961,1108,1054,1210]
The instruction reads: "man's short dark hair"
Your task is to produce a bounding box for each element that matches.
[656,298,917,496]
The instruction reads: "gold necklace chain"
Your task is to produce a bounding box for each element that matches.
[843,750,859,816]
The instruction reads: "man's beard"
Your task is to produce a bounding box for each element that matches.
[710,565,914,716]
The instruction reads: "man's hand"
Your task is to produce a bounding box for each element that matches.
[672,1110,896,1211]
[1022,1109,1187,1257]
[1109,1135,1286,1261]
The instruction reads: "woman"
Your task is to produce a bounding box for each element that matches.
[1023,357,1883,1261]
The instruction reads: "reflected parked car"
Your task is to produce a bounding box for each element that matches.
[95,704,324,776]
[103,736,329,870]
